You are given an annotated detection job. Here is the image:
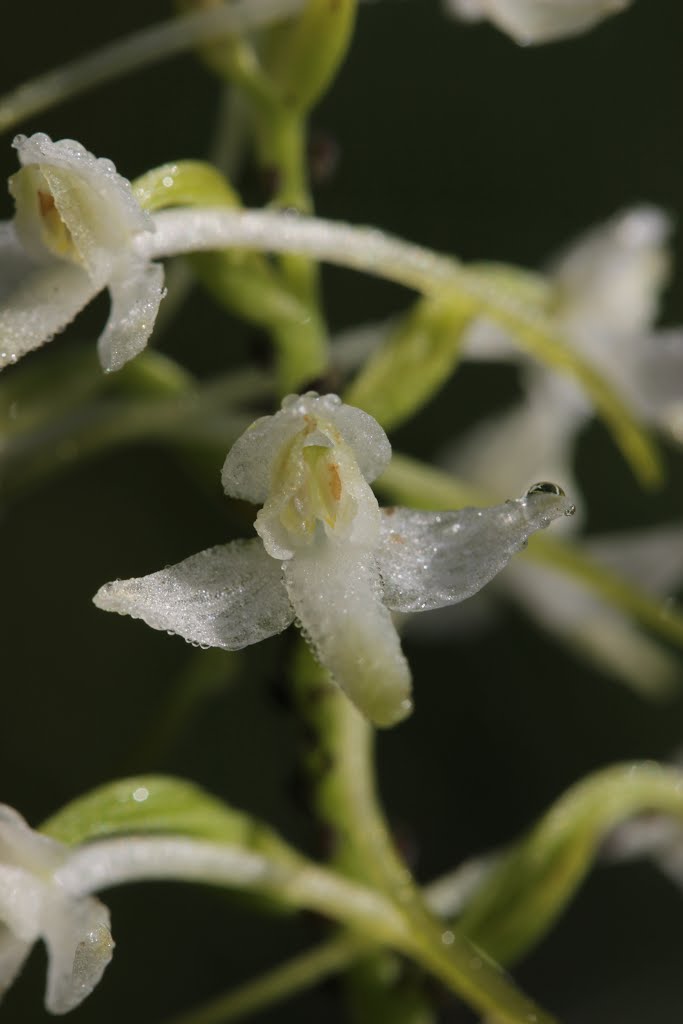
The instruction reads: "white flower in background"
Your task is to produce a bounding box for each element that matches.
[462,203,679,460]
[94,393,573,727]
[443,0,632,45]
[0,133,165,373]
[455,205,681,502]
[436,205,683,693]
[0,804,113,1014]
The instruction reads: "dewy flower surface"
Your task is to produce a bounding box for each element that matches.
[443,0,632,44]
[457,205,681,497]
[0,804,113,1015]
[0,133,164,372]
[94,393,574,727]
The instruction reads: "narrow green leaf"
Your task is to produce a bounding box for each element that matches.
[41,774,297,864]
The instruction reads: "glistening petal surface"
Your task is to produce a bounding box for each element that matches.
[482,0,631,44]
[43,899,113,1015]
[221,392,391,503]
[0,261,98,369]
[284,538,412,728]
[93,539,294,649]
[97,260,165,372]
[377,490,574,613]
[0,927,31,1006]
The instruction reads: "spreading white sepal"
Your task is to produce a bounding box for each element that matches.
[378,487,575,613]
[444,0,632,45]
[0,133,164,372]
[95,394,572,727]
[93,539,294,650]
[0,804,113,1015]
[462,206,676,438]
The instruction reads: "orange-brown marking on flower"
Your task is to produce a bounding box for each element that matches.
[38,190,56,216]
[328,462,342,502]
[389,532,405,544]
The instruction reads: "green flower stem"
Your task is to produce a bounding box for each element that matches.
[163,932,366,1024]
[377,453,683,652]
[0,0,305,134]
[191,254,328,391]
[290,644,555,1024]
[133,160,328,391]
[457,762,683,964]
[253,0,358,301]
[253,105,320,304]
[145,207,661,486]
[159,854,496,1024]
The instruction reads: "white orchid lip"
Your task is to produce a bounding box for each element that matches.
[0,132,165,373]
[94,394,573,728]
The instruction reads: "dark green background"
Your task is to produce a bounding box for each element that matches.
[1,1,683,1021]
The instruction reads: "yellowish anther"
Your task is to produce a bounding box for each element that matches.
[9,166,81,264]
[279,441,344,539]
[36,188,75,259]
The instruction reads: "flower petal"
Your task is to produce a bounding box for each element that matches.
[221,392,391,504]
[323,401,391,482]
[0,260,98,369]
[13,133,152,281]
[554,205,670,340]
[477,0,632,44]
[638,329,683,439]
[585,524,683,596]
[0,926,31,1006]
[377,488,574,613]
[93,539,293,649]
[43,897,113,1015]
[96,260,165,372]
[284,539,412,727]
[444,376,582,512]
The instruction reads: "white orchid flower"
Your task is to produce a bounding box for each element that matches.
[93,392,573,727]
[0,133,164,373]
[0,804,113,1015]
[443,0,632,45]
[457,205,682,499]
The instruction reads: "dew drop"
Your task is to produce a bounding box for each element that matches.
[526,481,565,497]
[132,786,149,803]
[441,930,455,945]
